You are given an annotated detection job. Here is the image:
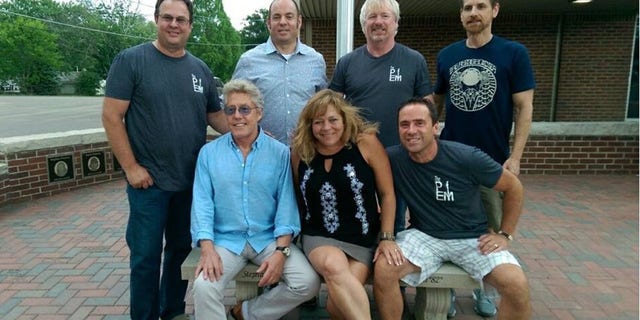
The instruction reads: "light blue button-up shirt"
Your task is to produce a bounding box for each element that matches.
[233,37,328,145]
[191,129,300,255]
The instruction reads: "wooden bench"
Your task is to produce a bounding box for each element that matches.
[181,247,480,320]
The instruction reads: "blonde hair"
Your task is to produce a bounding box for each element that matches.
[359,0,400,33]
[291,89,378,164]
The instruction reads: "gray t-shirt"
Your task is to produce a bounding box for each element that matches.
[386,140,502,239]
[105,42,221,191]
[330,43,432,147]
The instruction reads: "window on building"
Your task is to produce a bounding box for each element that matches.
[627,16,638,120]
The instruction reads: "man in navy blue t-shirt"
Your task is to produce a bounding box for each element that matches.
[431,1,535,315]
[374,98,531,320]
[102,1,228,319]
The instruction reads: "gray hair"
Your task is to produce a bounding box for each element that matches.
[359,0,400,32]
[222,79,264,109]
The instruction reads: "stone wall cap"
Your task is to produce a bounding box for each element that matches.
[0,129,106,153]
[438,121,638,136]
[529,121,638,136]
[0,122,636,154]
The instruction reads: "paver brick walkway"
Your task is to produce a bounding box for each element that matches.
[0,175,638,319]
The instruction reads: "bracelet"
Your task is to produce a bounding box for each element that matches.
[498,230,514,241]
[380,231,395,241]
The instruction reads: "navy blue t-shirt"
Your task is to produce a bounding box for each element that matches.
[105,43,221,191]
[330,43,432,147]
[386,140,502,239]
[435,36,535,164]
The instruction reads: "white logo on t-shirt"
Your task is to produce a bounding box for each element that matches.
[192,74,203,93]
[435,176,454,202]
[448,59,497,112]
[389,66,402,82]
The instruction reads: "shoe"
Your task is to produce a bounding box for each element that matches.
[473,288,497,317]
[447,289,456,318]
[230,301,244,320]
[170,315,190,320]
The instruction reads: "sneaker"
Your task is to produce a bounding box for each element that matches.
[447,289,456,318]
[472,288,497,317]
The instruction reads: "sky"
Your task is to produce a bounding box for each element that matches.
[222,0,272,29]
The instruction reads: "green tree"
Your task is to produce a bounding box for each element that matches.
[188,0,243,81]
[83,0,155,77]
[0,0,96,75]
[0,17,62,94]
[0,0,154,95]
[75,69,102,96]
[239,8,269,50]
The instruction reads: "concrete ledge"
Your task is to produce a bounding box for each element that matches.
[529,121,638,136]
[0,129,107,154]
[0,122,635,153]
[0,127,223,154]
[438,121,639,136]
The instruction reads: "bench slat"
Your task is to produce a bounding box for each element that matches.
[181,247,478,289]
[182,247,479,320]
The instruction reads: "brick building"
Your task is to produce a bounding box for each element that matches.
[298,0,639,122]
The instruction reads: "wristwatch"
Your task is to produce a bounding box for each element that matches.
[275,246,291,257]
[498,230,514,241]
[379,231,396,241]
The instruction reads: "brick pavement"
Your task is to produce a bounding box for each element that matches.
[0,175,637,320]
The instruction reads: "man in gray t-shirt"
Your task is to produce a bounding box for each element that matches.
[329,0,431,148]
[101,1,228,319]
[329,0,432,239]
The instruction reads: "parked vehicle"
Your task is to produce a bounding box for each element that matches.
[214,76,224,107]
[1,80,20,93]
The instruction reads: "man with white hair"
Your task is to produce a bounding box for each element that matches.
[190,79,320,320]
[329,1,433,256]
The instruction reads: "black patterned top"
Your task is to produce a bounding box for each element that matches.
[297,144,380,247]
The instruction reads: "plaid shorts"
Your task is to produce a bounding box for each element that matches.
[397,229,520,286]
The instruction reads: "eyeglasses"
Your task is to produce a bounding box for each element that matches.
[158,14,190,26]
[224,105,258,116]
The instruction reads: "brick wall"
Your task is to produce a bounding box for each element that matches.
[0,170,7,204]
[0,142,123,206]
[521,135,639,174]
[0,131,225,206]
[308,13,637,122]
[554,15,635,121]
[308,19,340,70]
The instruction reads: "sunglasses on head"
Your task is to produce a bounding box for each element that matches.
[223,105,257,116]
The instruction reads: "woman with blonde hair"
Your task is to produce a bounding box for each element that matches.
[291,89,401,319]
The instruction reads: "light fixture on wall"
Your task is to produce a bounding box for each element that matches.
[569,0,593,4]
